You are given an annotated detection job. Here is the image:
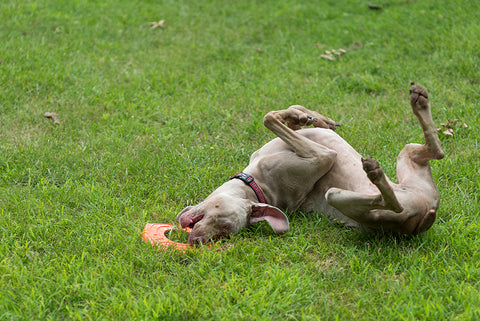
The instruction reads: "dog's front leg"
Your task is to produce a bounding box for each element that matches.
[263,106,339,158]
[255,106,339,209]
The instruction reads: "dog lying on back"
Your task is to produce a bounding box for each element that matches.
[177,83,444,244]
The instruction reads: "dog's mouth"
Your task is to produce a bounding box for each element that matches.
[189,214,204,228]
[179,213,204,229]
[188,231,225,246]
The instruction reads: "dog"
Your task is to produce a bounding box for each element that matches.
[177,83,445,244]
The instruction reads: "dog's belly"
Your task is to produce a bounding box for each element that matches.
[294,128,379,229]
[250,127,378,194]
[298,128,377,191]
[248,128,381,228]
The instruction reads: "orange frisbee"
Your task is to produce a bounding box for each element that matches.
[142,223,193,252]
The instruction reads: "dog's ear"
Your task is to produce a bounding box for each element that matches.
[249,204,289,233]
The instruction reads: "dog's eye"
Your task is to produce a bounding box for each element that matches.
[221,223,231,231]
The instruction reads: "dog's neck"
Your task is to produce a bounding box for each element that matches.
[208,179,260,204]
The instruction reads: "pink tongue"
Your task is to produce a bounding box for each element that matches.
[179,216,191,228]
[179,214,204,228]
[190,214,204,227]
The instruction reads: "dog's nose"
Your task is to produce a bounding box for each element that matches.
[188,235,208,246]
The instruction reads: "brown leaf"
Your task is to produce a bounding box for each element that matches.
[320,54,335,61]
[321,48,347,61]
[149,20,165,29]
[332,49,342,56]
[367,4,383,10]
[437,118,468,137]
[44,112,60,125]
[442,128,454,136]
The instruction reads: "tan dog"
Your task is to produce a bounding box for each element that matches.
[177,83,444,244]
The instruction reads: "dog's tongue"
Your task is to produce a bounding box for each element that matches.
[178,215,191,228]
[179,213,204,228]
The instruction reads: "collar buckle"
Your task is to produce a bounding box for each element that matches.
[230,172,267,204]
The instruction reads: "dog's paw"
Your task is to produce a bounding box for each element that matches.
[362,157,384,182]
[285,110,316,127]
[287,105,340,130]
[409,82,429,110]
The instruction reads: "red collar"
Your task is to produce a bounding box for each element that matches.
[230,172,267,204]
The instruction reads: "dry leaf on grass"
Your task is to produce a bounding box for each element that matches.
[367,4,383,10]
[352,42,363,48]
[320,54,335,61]
[320,48,347,61]
[437,119,468,137]
[149,20,165,29]
[44,112,60,125]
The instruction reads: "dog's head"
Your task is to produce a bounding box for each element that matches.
[176,194,289,245]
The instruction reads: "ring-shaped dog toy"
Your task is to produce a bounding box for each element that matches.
[142,223,193,252]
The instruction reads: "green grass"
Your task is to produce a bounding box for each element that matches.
[1,0,480,319]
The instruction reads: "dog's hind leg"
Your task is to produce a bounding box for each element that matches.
[396,83,445,187]
[404,83,445,165]
[361,157,403,212]
[325,157,404,224]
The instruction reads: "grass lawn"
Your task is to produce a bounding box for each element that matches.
[1,0,480,319]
